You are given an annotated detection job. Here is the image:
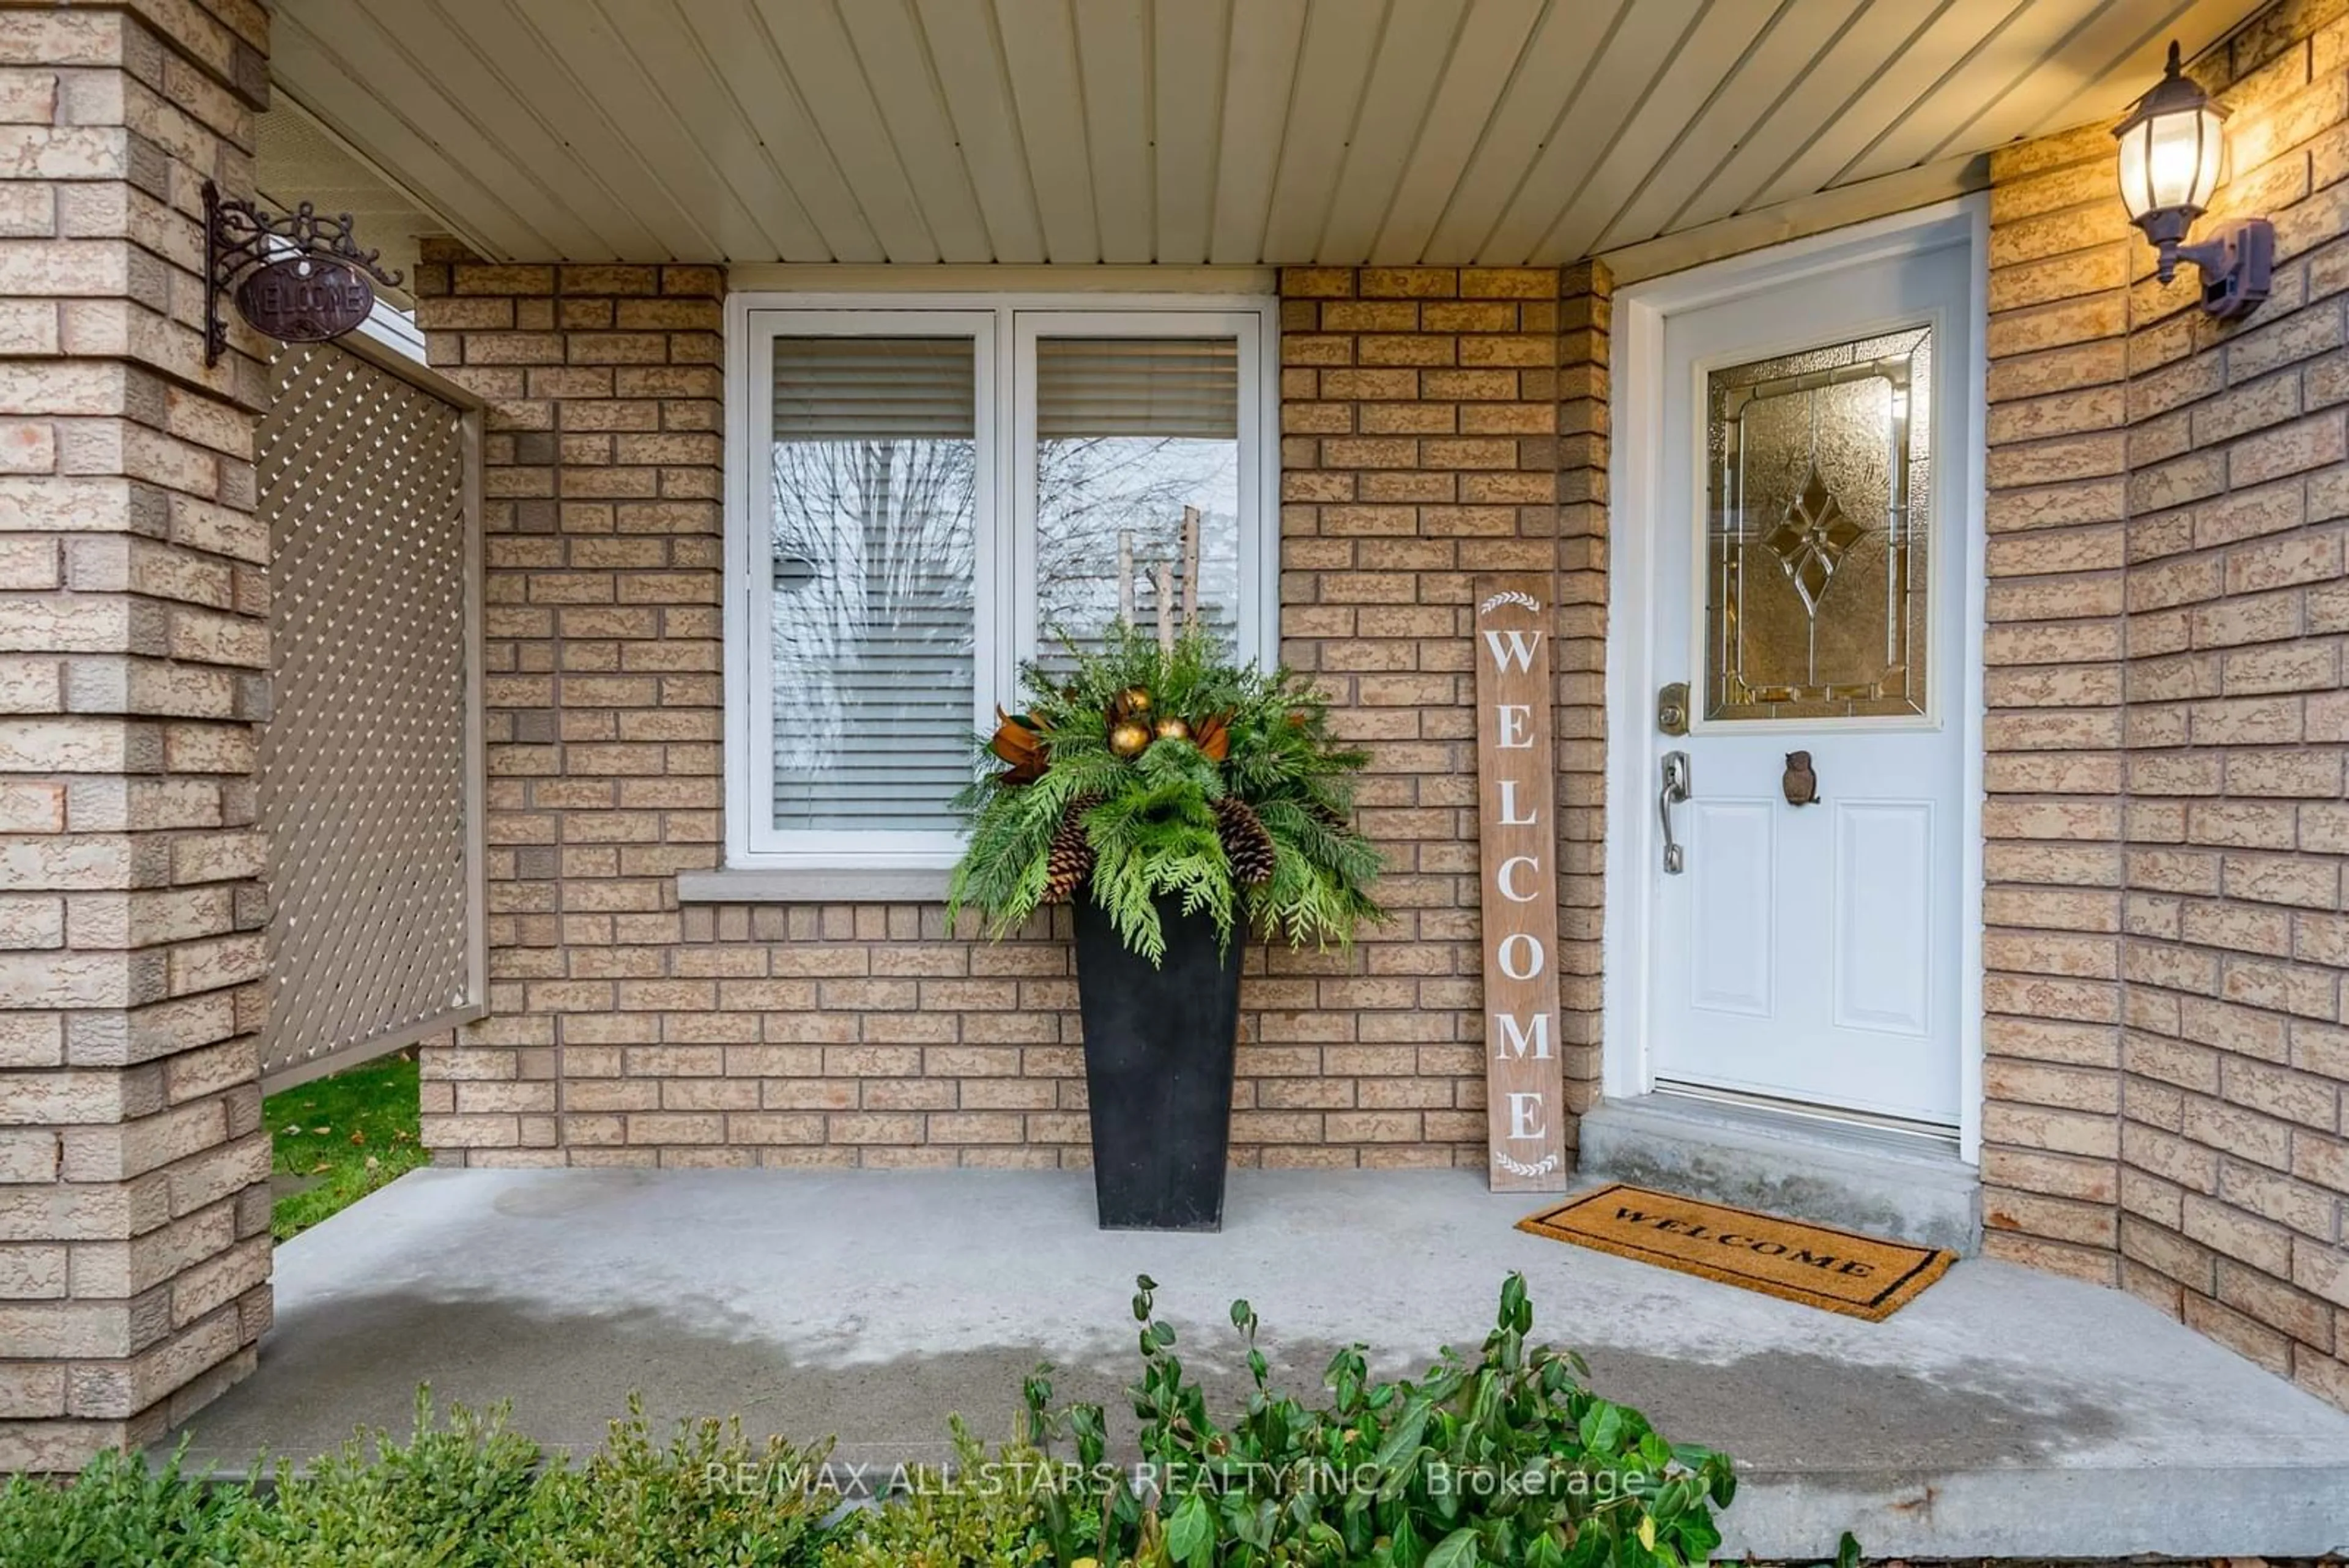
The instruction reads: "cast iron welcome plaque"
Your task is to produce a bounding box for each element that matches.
[1473,574,1568,1191]
[234,257,376,346]
[204,180,403,366]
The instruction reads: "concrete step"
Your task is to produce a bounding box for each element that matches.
[1576,1092,1982,1254]
[178,1169,2349,1559]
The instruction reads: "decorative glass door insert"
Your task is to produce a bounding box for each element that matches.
[1703,325,1931,723]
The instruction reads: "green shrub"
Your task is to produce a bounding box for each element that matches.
[0,1442,249,1568]
[1025,1271,1737,1568]
[0,1274,1744,1568]
[528,1395,834,1567]
[818,1418,1053,1568]
[237,1391,542,1567]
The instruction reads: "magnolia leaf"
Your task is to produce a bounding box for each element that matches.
[1371,1398,1432,1472]
[1425,1528,1481,1568]
[1167,1491,1214,1562]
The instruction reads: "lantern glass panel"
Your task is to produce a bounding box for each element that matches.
[2119,105,2225,217]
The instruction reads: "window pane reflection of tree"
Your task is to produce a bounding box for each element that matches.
[1036,337,1241,659]
[768,338,977,833]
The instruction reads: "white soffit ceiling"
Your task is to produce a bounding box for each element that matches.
[266,0,2269,269]
[253,94,440,305]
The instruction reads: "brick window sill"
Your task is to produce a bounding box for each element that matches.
[674,867,954,904]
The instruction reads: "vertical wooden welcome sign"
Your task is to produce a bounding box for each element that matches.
[1474,575,1568,1191]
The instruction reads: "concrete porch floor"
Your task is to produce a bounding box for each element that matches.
[179,1169,2349,1560]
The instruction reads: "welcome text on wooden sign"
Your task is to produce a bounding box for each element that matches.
[1473,574,1568,1191]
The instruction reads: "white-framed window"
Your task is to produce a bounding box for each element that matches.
[722,294,1279,874]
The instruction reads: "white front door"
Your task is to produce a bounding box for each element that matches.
[1642,236,1972,1129]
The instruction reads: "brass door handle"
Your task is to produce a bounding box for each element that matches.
[1659,751,1691,874]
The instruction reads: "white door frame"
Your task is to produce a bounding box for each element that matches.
[1600,196,1991,1164]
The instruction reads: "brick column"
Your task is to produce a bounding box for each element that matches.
[0,1,274,1468]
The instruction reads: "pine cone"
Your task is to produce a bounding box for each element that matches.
[1215,796,1277,885]
[1042,794,1100,903]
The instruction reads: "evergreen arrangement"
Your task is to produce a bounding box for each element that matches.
[946,625,1384,964]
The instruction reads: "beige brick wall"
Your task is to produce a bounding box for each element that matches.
[1559,267,1612,1112]
[1278,264,1614,1145]
[414,258,1610,1172]
[0,0,275,1470]
[1984,0,2349,1409]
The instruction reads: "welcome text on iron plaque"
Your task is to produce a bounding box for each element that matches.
[1473,574,1568,1191]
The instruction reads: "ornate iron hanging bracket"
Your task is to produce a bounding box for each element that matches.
[203,180,405,366]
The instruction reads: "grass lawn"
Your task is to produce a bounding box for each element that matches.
[264,1049,431,1241]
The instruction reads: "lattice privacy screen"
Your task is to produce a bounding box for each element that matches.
[256,340,484,1094]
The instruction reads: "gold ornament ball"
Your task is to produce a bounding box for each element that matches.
[1118,685,1152,716]
[1153,716,1192,743]
[1108,719,1152,758]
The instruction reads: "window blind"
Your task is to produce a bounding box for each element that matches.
[768,336,977,833]
[1036,338,1238,438]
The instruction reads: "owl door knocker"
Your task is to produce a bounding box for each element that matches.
[1782,751,1819,807]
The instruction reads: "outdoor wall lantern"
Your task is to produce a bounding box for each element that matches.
[2114,40,2272,320]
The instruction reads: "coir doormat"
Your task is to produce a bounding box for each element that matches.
[1517,1183,1956,1321]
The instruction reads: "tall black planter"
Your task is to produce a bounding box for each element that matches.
[1072,892,1244,1230]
